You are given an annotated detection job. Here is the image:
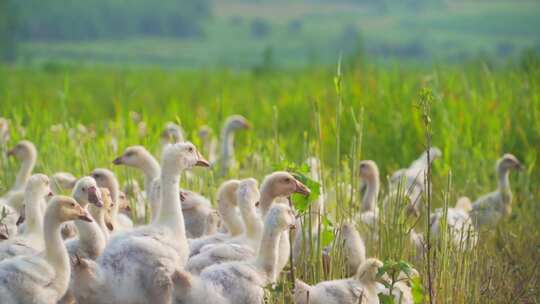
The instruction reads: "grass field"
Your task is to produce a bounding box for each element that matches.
[0,62,539,302]
[17,0,540,68]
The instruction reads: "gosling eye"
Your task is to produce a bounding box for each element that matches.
[82,187,87,192]
[70,202,76,207]
[125,152,135,157]
[187,147,194,153]
[284,178,291,183]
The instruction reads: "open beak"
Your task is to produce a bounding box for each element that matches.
[78,209,93,222]
[112,156,123,165]
[87,186,103,207]
[195,151,210,167]
[294,179,311,196]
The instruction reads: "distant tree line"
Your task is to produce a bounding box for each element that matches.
[0,0,211,61]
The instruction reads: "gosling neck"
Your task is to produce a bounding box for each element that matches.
[89,206,109,241]
[14,154,36,190]
[239,199,263,241]
[218,192,244,236]
[259,184,277,217]
[220,126,236,175]
[23,191,45,236]
[140,152,161,193]
[43,211,71,296]
[361,175,379,212]
[255,220,283,282]
[155,165,185,237]
[497,166,511,191]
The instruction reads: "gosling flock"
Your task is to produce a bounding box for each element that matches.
[0,115,523,304]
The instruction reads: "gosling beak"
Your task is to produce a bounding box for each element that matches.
[47,191,54,198]
[294,180,311,196]
[195,151,210,167]
[242,120,251,129]
[87,186,103,207]
[78,209,93,222]
[6,149,15,157]
[516,162,524,171]
[289,223,296,230]
[16,214,25,225]
[0,231,8,240]
[106,221,114,231]
[180,191,187,202]
[112,156,123,165]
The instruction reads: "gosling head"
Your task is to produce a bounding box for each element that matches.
[197,125,213,139]
[266,204,296,232]
[355,258,384,284]
[224,115,251,131]
[161,142,209,171]
[359,160,379,183]
[51,172,77,194]
[261,171,311,198]
[112,145,153,167]
[7,140,37,161]
[161,122,185,144]
[90,168,118,195]
[48,195,93,223]
[98,188,113,211]
[293,279,313,304]
[72,176,103,208]
[497,153,523,172]
[427,147,442,160]
[237,178,260,208]
[26,174,52,199]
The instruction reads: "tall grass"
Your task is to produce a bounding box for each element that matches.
[0,63,539,303]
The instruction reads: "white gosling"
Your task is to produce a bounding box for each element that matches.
[113,145,161,222]
[181,190,216,238]
[65,176,105,260]
[186,178,263,274]
[356,160,380,230]
[91,168,133,232]
[74,142,209,304]
[188,180,243,257]
[218,115,251,176]
[0,196,92,304]
[259,171,310,275]
[294,258,384,304]
[430,196,477,248]
[390,147,442,216]
[470,153,523,228]
[0,141,38,239]
[173,204,296,304]
[0,174,51,260]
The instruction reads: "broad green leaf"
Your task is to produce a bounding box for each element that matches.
[378,293,395,304]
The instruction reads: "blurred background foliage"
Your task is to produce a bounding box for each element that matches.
[0,0,539,68]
